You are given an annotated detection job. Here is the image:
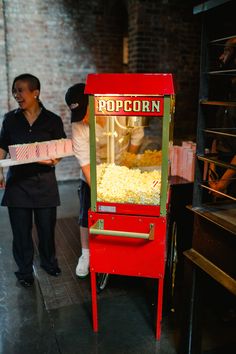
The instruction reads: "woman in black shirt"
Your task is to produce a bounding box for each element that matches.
[0,73,66,287]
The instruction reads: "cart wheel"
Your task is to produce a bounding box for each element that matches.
[167,221,178,312]
[97,273,109,293]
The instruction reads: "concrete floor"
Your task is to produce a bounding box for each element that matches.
[0,181,179,354]
[0,180,235,354]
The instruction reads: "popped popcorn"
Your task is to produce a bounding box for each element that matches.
[120,150,162,168]
[97,164,161,205]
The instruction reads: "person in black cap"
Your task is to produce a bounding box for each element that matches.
[65,83,89,124]
[65,83,91,277]
[65,83,144,278]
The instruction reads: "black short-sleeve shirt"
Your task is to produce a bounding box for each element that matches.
[0,107,66,208]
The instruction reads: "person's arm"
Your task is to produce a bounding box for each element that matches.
[37,158,61,166]
[129,127,144,154]
[0,147,7,188]
[128,144,140,154]
[72,121,90,182]
[81,164,91,186]
[210,154,236,194]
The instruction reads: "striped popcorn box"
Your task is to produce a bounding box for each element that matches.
[171,145,181,176]
[182,147,192,180]
[37,141,48,159]
[56,139,65,155]
[9,144,28,160]
[47,140,57,157]
[182,140,193,149]
[176,146,183,178]
[64,139,73,154]
[27,143,38,159]
[191,143,197,152]
[186,150,196,182]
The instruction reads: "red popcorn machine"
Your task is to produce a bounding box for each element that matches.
[85,73,175,339]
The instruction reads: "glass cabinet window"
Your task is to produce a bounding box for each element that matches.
[197,34,236,203]
[94,114,165,206]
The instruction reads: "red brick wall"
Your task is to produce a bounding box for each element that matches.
[128,0,201,140]
[0,2,8,114]
[0,0,201,180]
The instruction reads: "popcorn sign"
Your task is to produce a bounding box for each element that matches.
[95,96,164,116]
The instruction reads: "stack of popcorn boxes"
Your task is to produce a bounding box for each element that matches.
[169,141,196,182]
[9,138,73,161]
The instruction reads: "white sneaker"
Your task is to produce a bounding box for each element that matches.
[76,255,89,277]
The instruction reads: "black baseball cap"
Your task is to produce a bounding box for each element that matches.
[65,83,89,123]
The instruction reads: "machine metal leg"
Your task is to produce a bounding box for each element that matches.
[91,270,98,332]
[156,277,164,339]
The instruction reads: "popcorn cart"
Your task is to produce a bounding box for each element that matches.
[85,73,175,339]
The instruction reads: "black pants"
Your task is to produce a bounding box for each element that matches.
[78,179,91,227]
[8,207,58,277]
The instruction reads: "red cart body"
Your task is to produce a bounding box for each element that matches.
[89,211,166,278]
[86,73,175,339]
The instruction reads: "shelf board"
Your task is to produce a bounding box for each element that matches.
[203,128,236,138]
[200,183,236,201]
[193,0,232,15]
[209,34,236,44]
[197,155,236,171]
[184,248,236,296]
[188,202,236,235]
[207,68,236,75]
[200,99,236,107]
[0,153,74,168]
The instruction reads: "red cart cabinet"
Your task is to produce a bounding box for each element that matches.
[85,73,175,339]
[89,212,166,278]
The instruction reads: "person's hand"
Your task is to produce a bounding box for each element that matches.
[37,158,60,166]
[208,163,217,182]
[0,171,5,189]
[209,179,227,198]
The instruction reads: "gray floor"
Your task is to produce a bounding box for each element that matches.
[0,181,179,354]
[0,181,235,354]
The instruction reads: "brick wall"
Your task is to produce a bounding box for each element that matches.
[0,0,126,180]
[0,2,8,116]
[128,0,201,140]
[0,0,201,180]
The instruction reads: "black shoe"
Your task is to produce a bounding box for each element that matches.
[15,271,34,288]
[41,265,61,277]
[19,278,34,288]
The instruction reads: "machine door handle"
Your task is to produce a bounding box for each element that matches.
[89,219,154,240]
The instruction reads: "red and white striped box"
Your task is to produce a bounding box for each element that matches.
[47,141,57,157]
[56,139,65,155]
[64,139,73,154]
[27,143,37,159]
[37,142,48,159]
[176,146,184,177]
[9,144,28,160]
[182,141,193,149]
[171,145,181,176]
[191,143,197,152]
[185,150,196,181]
[182,147,192,180]
[8,139,73,161]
